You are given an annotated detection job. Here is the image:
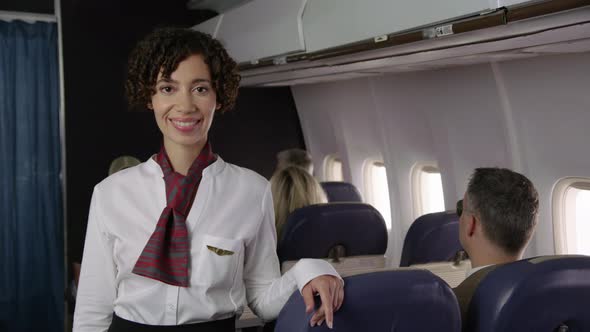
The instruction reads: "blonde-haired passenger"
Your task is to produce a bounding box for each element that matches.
[271,166,328,238]
[276,148,314,175]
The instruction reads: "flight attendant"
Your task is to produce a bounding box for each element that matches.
[73,27,344,332]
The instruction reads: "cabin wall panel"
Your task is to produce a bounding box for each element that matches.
[369,74,439,266]
[292,83,349,181]
[292,79,401,263]
[293,52,590,265]
[292,79,384,185]
[330,79,386,191]
[293,64,513,266]
[371,65,512,264]
[495,52,590,256]
[416,64,513,203]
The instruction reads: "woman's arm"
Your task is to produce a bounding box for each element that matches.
[243,184,342,322]
[73,187,118,332]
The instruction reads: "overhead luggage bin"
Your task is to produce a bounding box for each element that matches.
[193,0,307,64]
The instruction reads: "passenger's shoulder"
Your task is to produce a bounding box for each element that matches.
[454,265,498,292]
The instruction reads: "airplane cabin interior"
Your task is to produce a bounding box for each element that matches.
[1,0,590,331]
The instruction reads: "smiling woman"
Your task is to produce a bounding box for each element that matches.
[149,54,219,175]
[73,27,344,332]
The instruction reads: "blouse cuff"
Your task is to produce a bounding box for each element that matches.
[289,258,343,292]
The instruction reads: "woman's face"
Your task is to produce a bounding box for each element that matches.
[150,54,219,151]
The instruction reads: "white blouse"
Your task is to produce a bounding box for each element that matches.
[73,157,339,332]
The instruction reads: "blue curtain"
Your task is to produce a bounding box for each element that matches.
[0,20,63,332]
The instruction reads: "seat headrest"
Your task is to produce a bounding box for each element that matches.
[275,270,461,332]
[467,255,590,332]
[277,203,387,263]
[400,211,462,267]
[320,182,363,202]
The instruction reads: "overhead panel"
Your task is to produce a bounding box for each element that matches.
[194,15,222,37]
[302,0,494,53]
[193,0,307,63]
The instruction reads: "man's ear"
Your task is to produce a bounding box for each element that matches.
[147,102,153,110]
[467,215,477,237]
[215,103,222,111]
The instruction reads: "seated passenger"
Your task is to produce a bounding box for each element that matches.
[453,167,539,324]
[271,165,328,238]
[276,148,314,175]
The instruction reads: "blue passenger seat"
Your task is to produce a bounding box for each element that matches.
[277,203,387,264]
[400,211,463,267]
[466,255,590,332]
[275,270,462,332]
[320,182,363,202]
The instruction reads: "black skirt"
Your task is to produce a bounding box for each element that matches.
[108,313,235,332]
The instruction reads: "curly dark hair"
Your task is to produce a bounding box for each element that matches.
[467,167,539,254]
[125,27,240,113]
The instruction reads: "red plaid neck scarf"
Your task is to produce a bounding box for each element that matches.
[132,142,217,287]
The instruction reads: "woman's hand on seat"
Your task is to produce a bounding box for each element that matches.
[301,275,344,329]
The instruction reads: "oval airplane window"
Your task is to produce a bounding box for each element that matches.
[323,155,343,181]
[553,177,590,255]
[411,162,445,220]
[364,160,392,229]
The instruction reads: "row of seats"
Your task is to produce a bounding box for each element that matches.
[320,182,363,203]
[319,181,463,265]
[236,182,466,330]
[273,182,590,331]
[276,255,590,331]
[277,202,462,269]
[273,181,590,332]
[277,202,470,291]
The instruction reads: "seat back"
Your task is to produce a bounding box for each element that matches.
[320,182,362,202]
[275,270,461,332]
[277,203,387,264]
[281,255,386,276]
[411,260,471,288]
[283,256,470,288]
[400,211,462,267]
[466,255,590,332]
